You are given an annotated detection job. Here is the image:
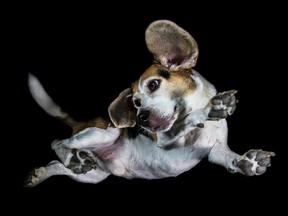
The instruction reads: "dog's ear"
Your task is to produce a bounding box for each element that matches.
[145,20,199,71]
[108,88,136,128]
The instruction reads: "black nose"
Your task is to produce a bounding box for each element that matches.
[137,110,150,126]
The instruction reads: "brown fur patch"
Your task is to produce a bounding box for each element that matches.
[73,117,113,134]
[132,80,139,93]
[133,63,196,95]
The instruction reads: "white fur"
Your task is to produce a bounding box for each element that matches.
[24,20,275,188]
[28,74,65,118]
[25,71,274,188]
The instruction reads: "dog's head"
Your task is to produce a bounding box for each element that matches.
[109,20,214,133]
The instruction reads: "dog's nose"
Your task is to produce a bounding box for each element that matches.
[137,110,150,125]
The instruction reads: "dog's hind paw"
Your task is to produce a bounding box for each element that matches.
[23,167,47,188]
[233,149,276,176]
[208,90,238,120]
[67,149,97,174]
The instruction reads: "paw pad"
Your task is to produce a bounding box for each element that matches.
[67,149,97,174]
[234,149,275,176]
[209,90,238,120]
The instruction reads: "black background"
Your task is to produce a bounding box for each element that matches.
[7,3,286,213]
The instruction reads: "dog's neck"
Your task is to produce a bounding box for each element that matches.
[128,124,157,141]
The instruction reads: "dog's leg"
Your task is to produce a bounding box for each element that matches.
[157,90,237,148]
[50,127,121,174]
[208,130,275,176]
[52,126,121,149]
[157,108,210,147]
[24,160,110,187]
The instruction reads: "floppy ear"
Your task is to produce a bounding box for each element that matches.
[145,20,199,71]
[108,88,136,128]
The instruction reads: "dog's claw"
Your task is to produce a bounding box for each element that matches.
[196,123,204,128]
[23,169,36,188]
[23,166,47,188]
[208,90,238,120]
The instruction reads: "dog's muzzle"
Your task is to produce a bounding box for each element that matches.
[137,107,177,133]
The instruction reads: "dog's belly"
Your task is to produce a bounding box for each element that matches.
[103,121,226,179]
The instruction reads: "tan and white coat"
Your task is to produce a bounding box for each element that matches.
[24,20,275,187]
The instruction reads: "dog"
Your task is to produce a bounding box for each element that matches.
[24,20,275,187]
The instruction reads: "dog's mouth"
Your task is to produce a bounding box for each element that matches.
[145,106,178,133]
[149,118,174,133]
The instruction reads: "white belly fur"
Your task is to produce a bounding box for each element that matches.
[106,119,228,179]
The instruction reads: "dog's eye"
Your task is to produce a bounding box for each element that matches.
[148,79,161,92]
[134,99,141,107]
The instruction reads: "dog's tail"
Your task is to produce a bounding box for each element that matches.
[28,73,77,128]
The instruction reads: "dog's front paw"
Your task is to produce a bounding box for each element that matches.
[208,90,237,120]
[233,149,275,176]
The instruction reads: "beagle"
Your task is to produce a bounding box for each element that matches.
[24,20,275,187]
